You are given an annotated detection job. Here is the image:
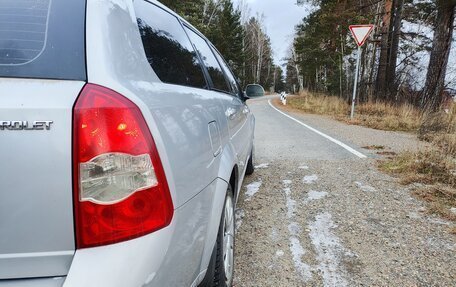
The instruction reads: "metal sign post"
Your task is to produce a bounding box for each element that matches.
[351,46,362,119]
[349,25,374,120]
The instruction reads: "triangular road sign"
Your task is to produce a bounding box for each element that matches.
[349,25,374,47]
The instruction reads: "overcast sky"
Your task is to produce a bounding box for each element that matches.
[232,0,313,66]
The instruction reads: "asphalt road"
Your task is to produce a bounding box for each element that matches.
[234,96,455,287]
[251,96,365,161]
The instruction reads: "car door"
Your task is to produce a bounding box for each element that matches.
[184,27,251,175]
[211,48,253,175]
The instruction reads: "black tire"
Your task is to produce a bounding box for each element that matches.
[245,148,254,175]
[200,187,235,287]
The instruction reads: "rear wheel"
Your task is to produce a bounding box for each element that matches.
[245,148,254,175]
[201,187,235,287]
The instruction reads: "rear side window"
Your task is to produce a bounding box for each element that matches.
[212,48,240,95]
[0,0,86,80]
[184,27,230,93]
[135,1,207,89]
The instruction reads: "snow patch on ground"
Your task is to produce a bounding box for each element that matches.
[450,207,456,215]
[235,209,245,233]
[288,222,302,236]
[303,175,318,184]
[299,165,310,170]
[284,188,297,218]
[309,213,350,287]
[289,236,313,281]
[244,180,262,201]
[281,180,312,282]
[304,190,328,204]
[255,163,270,169]
[276,250,285,257]
[355,181,376,192]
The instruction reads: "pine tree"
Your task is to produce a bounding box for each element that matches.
[273,66,286,92]
[376,0,394,100]
[421,0,456,111]
[212,1,245,80]
[159,0,206,31]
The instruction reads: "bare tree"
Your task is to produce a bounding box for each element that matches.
[290,44,304,92]
[236,0,251,24]
[244,15,270,84]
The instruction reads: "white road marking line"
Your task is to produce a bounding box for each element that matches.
[268,100,367,159]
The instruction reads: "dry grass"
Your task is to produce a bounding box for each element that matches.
[287,93,348,116]
[380,106,456,224]
[419,107,456,157]
[380,151,456,223]
[353,102,421,132]
[414,186,456,221]
[380,150,455,187]
[287,92,422,132]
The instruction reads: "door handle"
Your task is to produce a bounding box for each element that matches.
[226,108,236,120]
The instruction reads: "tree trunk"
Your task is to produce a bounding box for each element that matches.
[368,1,383,101]
[386,0,404,102]
[421,0,456,111]
[375,0,394,100]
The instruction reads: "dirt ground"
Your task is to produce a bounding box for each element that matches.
[233,98,455,286]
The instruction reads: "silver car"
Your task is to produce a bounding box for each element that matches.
[0,0,257,286]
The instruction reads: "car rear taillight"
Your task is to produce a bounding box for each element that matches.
[73,84,173,248]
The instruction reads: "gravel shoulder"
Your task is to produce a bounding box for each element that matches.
[234,97,455,287]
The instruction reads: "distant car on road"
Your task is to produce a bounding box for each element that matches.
[0,0,259,286]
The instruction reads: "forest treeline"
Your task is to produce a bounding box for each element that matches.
[290,0,456,111]
[160,0,286,91]
[161,0,455,112]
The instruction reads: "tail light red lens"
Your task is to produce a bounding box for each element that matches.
[73,84,173,248]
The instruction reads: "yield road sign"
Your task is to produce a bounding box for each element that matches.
[349,24,374,119]
[349,25,374,47]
